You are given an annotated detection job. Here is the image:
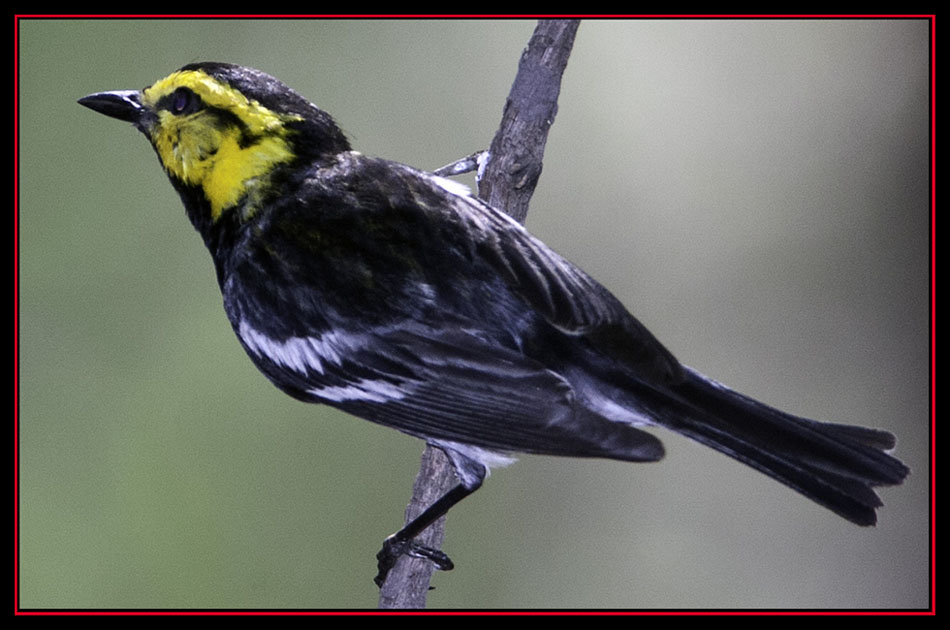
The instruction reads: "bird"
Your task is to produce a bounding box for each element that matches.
[78,62,909,585]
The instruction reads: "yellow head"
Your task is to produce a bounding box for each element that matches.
[79,62,351,224]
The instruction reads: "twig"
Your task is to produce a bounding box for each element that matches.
[479,20,581,223]
[377,19,581,609]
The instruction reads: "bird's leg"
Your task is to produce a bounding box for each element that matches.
[432,150,490,180]
[374,482,480,587]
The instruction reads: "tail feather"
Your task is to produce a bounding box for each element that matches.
[626,367,909,526]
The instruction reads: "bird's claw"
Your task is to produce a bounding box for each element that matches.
[374,535,454,587]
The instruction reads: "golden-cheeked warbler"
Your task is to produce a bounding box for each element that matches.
[79,62,909,585]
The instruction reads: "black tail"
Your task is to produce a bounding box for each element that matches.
[641,367,909,526]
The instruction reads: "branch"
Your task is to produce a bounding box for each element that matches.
[479,20,580,223]
[377,19,580,609]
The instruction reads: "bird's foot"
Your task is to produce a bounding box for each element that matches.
[374,534,454,587]
[432,150,489,179]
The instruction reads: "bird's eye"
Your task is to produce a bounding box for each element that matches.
[170,87,197,115]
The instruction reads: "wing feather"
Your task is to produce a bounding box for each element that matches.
[252,322,665,463]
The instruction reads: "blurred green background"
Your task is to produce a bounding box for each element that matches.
[18,18,930,609]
